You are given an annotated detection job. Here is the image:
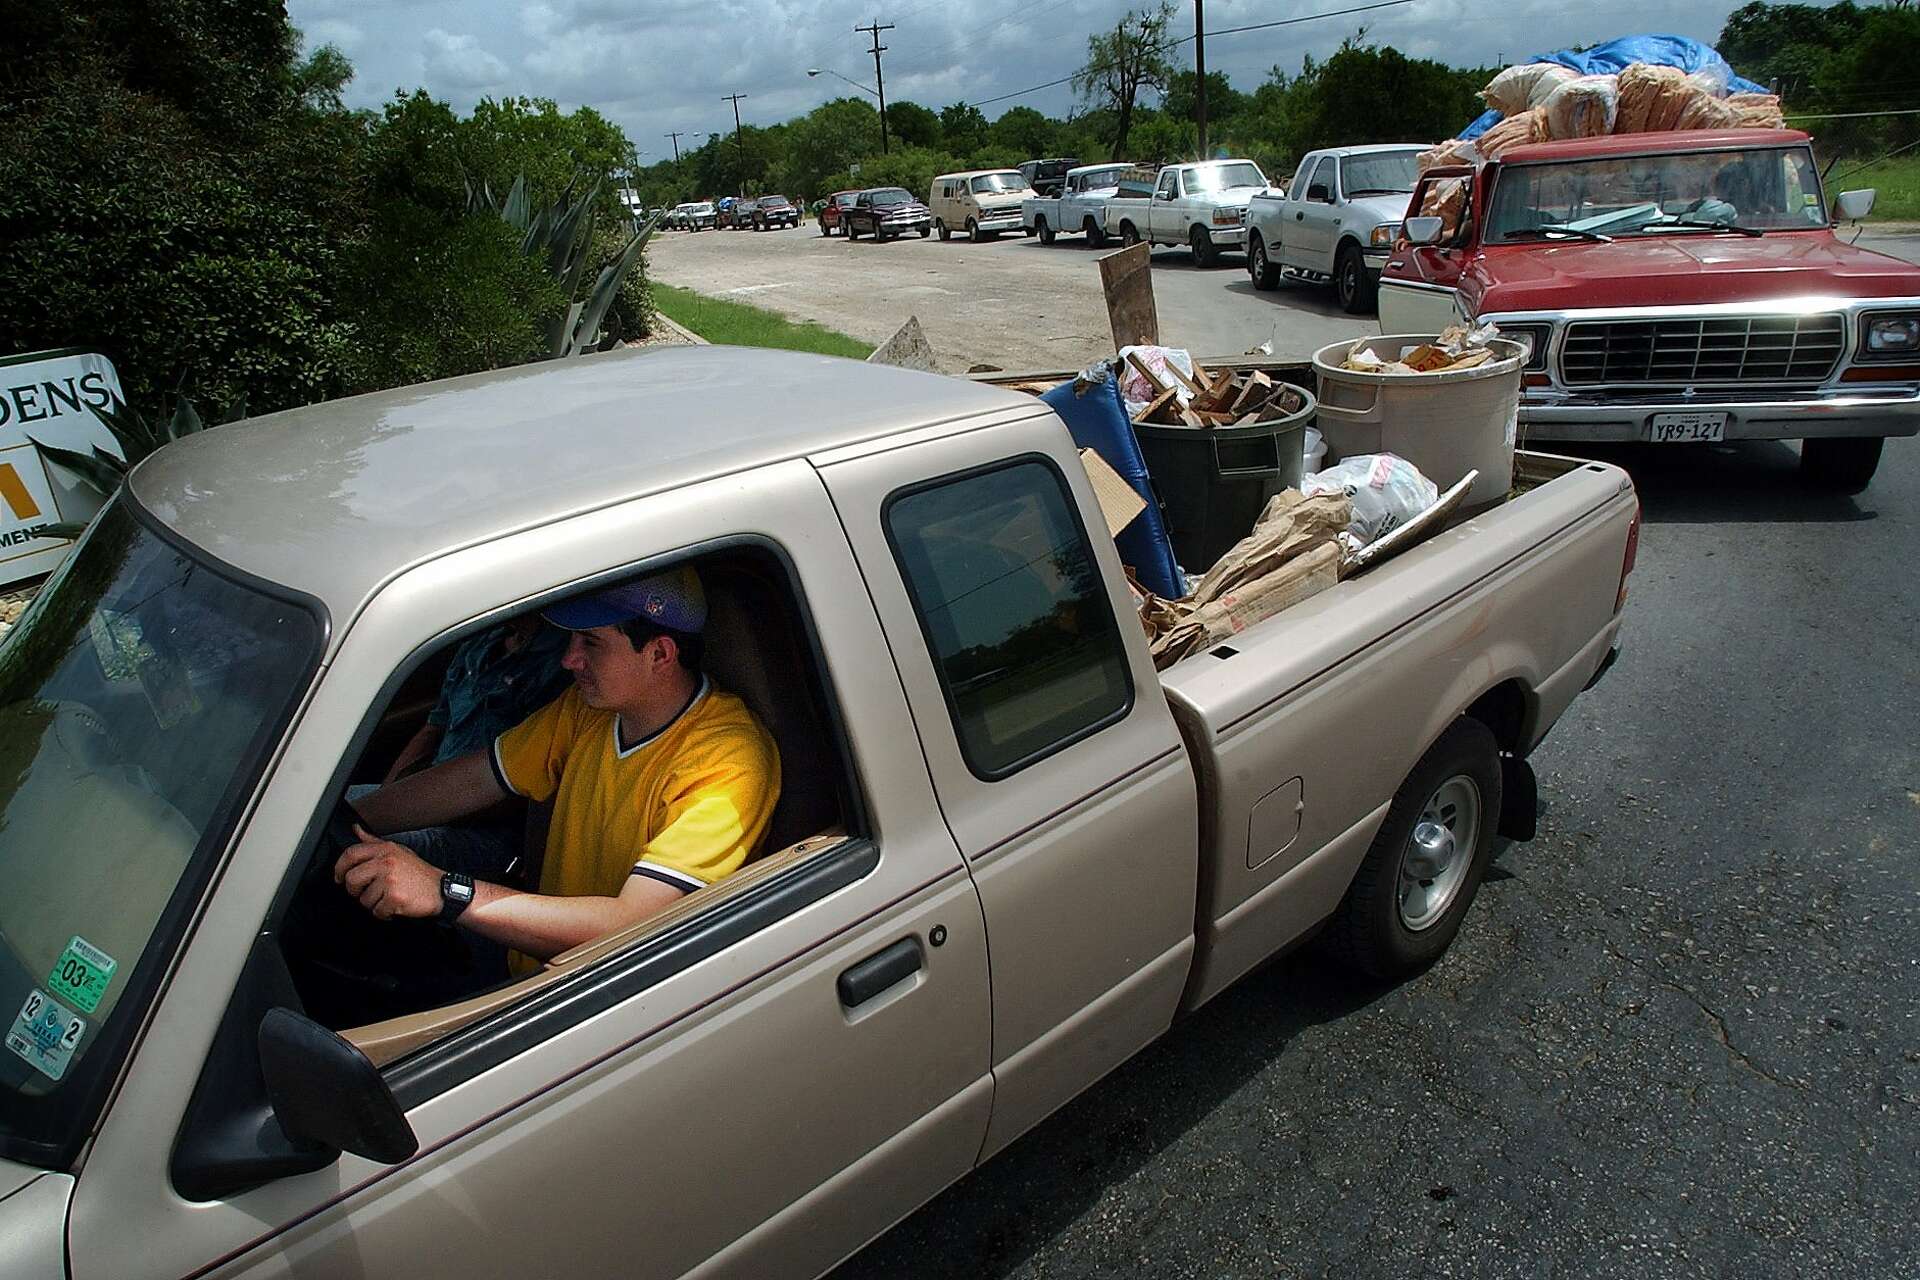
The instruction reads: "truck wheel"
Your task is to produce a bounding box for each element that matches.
[1249,234,1279,290]
[1037,217,1054,245]
[919,225,931,238]
[967,217,984,243]
[1189,225,1219,267]
[936,218,950,241]
[1336,244,1377,314]
[1325,718,1503,979]
[1799,436,1883,494]
[1084,217,1106,248]
[1119,221,1140,247]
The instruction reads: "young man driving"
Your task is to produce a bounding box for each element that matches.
[338,566,782,978]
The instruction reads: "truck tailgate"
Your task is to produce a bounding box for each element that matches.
[1156,453,1638,1008]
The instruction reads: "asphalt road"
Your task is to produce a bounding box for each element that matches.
[657,222,1920,1278]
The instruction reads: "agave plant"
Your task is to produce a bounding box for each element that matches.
[466,173,663,357]
[30,384,245,539]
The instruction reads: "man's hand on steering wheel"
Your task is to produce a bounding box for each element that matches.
[335,826,444,921]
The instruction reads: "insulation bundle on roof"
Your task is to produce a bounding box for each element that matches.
[1477,108,1548,159]
[1675,92,1743,131]
[1417,138,1478,172]
[1542,75,1619,139]
[1481,63,1578,116]
[1616,63,1690,134]
[1729,91,1785,129]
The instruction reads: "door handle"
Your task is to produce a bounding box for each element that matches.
[837,939,922,1008]
[1295,212,1304,221]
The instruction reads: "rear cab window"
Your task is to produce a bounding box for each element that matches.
[884,459,1131,779]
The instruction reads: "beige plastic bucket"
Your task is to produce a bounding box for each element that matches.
[1310,335,1525,509]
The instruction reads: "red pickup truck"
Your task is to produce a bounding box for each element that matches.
[1380,129,1917,492]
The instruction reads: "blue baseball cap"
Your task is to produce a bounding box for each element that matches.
[542,566,707,633]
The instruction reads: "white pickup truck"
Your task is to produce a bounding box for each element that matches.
[1246,143,1424,314]
[1104,159,1271,266]
[0,347,1637,1279]
[1021,162,1133,247]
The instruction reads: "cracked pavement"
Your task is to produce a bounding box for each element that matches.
[830,434,1920,1276]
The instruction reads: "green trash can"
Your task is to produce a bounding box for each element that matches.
[1134,381,1316,572]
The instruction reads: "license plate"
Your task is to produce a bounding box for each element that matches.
[1648,412,1728,443]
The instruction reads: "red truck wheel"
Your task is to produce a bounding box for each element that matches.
[1325,718,1503,979]
[1800,437,1883,493]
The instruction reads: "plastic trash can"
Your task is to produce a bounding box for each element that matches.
[1310,336,1525,509]
[1133,382,1315,571]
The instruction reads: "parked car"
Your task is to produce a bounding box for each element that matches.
[844,186,933,240]
[1018,157,1082,198]
[752,194,800,230]
[818,189,861,236]
[1023,162,1134,247]
[1105,159,1272,266]
[684,201,717,231]
[1379,127,1919,492]
[0,345,1637,1279]
[929,169,1037,241]
[1246,143,1425,313]
[717,197,749,229]
[665,203,691,229]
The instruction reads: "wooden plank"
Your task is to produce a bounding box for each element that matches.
[1230,369,1272,415]
[1098,242,1159,349]
[1136,386,1179,423]
[1124,350,1173,395]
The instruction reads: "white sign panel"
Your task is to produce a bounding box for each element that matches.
[0,349,125,585]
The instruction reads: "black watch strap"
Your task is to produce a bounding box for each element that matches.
[439,872,475,923]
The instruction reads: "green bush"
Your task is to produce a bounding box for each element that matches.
[588,225,655,340]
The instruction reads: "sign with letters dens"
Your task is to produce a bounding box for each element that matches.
[0,349,125,586]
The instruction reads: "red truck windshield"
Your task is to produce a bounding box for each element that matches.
[1486,146,1828,241]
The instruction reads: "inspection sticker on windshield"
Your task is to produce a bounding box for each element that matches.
[6,989,86,1083]
[46,936,116,1014]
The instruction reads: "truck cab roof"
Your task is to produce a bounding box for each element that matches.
[1496,127,1812,166]
[128,347,1036,621]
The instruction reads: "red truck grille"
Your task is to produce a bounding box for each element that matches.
[1559,314,1845,387]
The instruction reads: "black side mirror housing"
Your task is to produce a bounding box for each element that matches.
[259,1007,418,1165]
[1307,184,1331,203]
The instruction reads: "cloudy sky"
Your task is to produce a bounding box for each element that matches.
[288,0,1758,155]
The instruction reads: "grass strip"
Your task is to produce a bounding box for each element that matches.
[651,284,873,358]
[1835,155,1920,221]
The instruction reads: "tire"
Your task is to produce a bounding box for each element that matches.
[1119,221,1141,247]
[1249,234,1279,290]
[967,217,984,243]
[1325,718,1503,979]
[936,218,951,241]
[1037,217,1055,245]
[1084,217,1106,249]
[1189,225,1218,267]
[918,225,931,238]
[1336,243,1377,314]
[1800,436,1884,493]
[847,222,860,240]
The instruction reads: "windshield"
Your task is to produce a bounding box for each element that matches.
[1185,162,1267,194]
[761,195,790,207]
[971,172,1027,194]
[0,503,320,1165]
[1342,151,1420,195]
[869,188,911,206]
[1077,167,1128,190]
[1487,147,1827,241]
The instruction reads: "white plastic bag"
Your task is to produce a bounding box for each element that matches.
[1301,454,1440,545]
[1116,345,1197,418]
[1542,75,1619,140]
[1482,63,1577,115]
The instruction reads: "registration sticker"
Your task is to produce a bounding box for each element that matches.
[6,989,86,1083]
[46,936,116,1015]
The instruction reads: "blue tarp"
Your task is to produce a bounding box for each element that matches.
[1458,34,1767,139]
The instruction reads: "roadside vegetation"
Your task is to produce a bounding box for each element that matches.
[650,287,872,360]
[1828,156,1920,222]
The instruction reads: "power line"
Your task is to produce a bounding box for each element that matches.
[857,21,895,153]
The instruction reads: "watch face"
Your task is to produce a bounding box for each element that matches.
[445,876,474,904]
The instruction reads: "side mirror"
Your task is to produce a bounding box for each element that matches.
[1156,190,1174,201]
[1834,188,1877,222]
[1403,215,1445,246]
[1307,183,1331,203]
[259,1007,418,1165]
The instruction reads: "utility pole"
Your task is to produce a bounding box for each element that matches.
[1194,0,1208,158]
[857,20,894,154]
[665,131,685,162]
[721,93,748,196]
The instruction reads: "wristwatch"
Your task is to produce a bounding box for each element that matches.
[439,872,475,923]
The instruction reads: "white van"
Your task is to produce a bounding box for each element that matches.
[928,169,1036,242]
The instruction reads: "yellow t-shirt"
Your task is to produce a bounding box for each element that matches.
[491,676,781,908]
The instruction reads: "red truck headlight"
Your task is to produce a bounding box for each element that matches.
[1861,313,1920,358]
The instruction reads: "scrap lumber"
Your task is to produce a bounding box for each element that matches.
[1099,242,1160,349]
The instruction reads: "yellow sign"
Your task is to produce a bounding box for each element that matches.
[0,462,43,521]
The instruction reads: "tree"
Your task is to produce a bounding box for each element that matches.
[886,101,944,149]
[989,106,1056,157]
[939,102,989,154]
[1073,3,1175,159]
[787,98,882,198]
[1162,70,1245,126]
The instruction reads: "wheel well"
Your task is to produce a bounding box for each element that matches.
[1337,235,1363,258]
[1463,680,1530,756]
[1035,214,1048,228]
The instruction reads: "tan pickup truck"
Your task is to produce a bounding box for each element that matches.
[0,347,1637,1279]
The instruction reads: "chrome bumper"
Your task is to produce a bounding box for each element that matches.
[1206,225,1248,246]
[1520,387,1920,442]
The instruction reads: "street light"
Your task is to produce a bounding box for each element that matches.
[807,67,879,98]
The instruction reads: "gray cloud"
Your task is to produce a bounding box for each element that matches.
[291,0,1756,152]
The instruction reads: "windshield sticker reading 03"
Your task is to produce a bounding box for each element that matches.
[7,989,86,1082]
[46,935,117,1014]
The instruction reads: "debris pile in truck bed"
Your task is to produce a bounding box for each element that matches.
[1117,350,1309,429]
